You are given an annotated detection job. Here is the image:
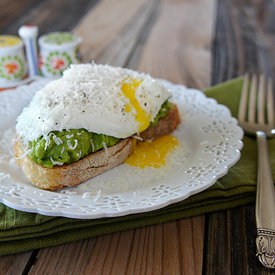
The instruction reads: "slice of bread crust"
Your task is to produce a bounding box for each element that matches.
[140,103,180,141]
[14,104,180,190]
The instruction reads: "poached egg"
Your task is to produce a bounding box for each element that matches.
[16,63,171,143]
[16,63,178,169]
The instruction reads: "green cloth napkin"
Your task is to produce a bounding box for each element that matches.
[1,77,274,255]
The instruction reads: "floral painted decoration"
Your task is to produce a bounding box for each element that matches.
[0,55,24,80]
[44,51,72,75]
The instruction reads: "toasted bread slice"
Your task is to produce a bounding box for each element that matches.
[14,104,180,190]
[140,103,180,141]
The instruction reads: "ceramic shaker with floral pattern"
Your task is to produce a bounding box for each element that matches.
[38,32,82,78]
[0,35,28,87]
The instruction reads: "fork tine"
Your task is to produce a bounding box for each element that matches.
[267,77,275,127]
[258,74,266,124]
[248,74,257,123]
[238,73,249,122]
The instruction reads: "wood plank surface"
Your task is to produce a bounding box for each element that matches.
[0,250,37,275]
[206,0,275,274]
[29,219,205,275]
[0,0,37,31]
[74,0,152,66]
[212,0,275,84]
[1,0,275,274]
[0,0,99,35]
[137,0,216,89]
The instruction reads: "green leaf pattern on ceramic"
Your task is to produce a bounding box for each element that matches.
[0,55,24,80]
[45,51,72,75]
[44,33,75,45]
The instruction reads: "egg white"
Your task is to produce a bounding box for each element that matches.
[16,63,171,144]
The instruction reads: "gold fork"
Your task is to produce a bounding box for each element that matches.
[238,74,275,269]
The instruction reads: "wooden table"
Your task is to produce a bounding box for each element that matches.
[1,0,275,274]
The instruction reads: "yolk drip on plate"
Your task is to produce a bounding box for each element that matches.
[125,135,179,168]
[121,79,150,133]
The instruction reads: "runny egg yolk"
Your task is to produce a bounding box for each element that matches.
[121,78,150,133]
[125,135,179,168]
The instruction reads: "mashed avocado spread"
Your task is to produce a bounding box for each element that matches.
[29,101,170,168]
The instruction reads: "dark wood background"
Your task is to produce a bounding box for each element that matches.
[1,0,275,274]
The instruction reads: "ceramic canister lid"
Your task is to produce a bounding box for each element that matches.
[0,35,23,51]
[38,32,82,49]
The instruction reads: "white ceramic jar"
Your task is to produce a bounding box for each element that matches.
[0,35,28,86]
[38,32,82,78]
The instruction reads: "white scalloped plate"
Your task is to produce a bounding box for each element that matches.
[0,79,243,219]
